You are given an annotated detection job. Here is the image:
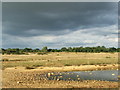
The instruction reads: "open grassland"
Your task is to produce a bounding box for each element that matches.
[2,52,118,69]
[2,52,119,88]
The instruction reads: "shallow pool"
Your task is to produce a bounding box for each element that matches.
[46,70,119,82]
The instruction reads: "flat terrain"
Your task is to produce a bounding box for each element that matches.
[1,52,119,88]
[2,52,118,68]
[2,67,119,88]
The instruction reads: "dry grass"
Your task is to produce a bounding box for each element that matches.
[2,52,119,88]
[2,52,118,69]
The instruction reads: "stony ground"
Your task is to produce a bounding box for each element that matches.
[2,65,119,88]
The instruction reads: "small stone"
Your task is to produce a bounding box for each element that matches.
[57,78,60,81]
[17,81,22,84]
[78,78,80,80]
[51,73,54,75]
[59,73,62,75]
[112,73,115,76]
[48,73,51,77]
[77,75,79,77]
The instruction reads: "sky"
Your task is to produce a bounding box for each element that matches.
[2,2,118,49]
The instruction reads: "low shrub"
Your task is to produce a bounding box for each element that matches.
[106,56,111,58]
[25,66,35,69]
[33,65,43,67]
[37,52,48,55]
[64,64,72,66]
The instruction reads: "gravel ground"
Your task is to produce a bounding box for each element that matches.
[2,66,119,88]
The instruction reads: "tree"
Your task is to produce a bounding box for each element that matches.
[61,47,67,52]
[23,48,32,52]
[41,46,48,52]
[109,47,117,52]
[68,47,73,52]
[34,48,40,52]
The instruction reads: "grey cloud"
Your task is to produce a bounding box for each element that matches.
[2,2,118,48]
[2,2,117,37]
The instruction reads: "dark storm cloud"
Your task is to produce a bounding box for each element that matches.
[2,2,117,37]
[118,2,120,39]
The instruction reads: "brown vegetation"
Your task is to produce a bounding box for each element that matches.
[1,52,119,88]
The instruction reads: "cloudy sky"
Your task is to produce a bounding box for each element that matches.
[2,2,118,49]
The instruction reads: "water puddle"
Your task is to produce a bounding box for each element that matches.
[46,70,119,82]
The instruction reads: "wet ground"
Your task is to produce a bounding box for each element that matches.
[46,70,119,82]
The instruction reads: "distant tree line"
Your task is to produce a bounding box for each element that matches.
[1,46,120,55]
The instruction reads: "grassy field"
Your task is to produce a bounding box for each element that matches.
[2,52,118,69]
[2,52,119,88]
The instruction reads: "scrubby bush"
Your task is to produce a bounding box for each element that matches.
[64,64,72,66]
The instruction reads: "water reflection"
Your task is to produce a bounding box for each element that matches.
[46,70,119,82]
